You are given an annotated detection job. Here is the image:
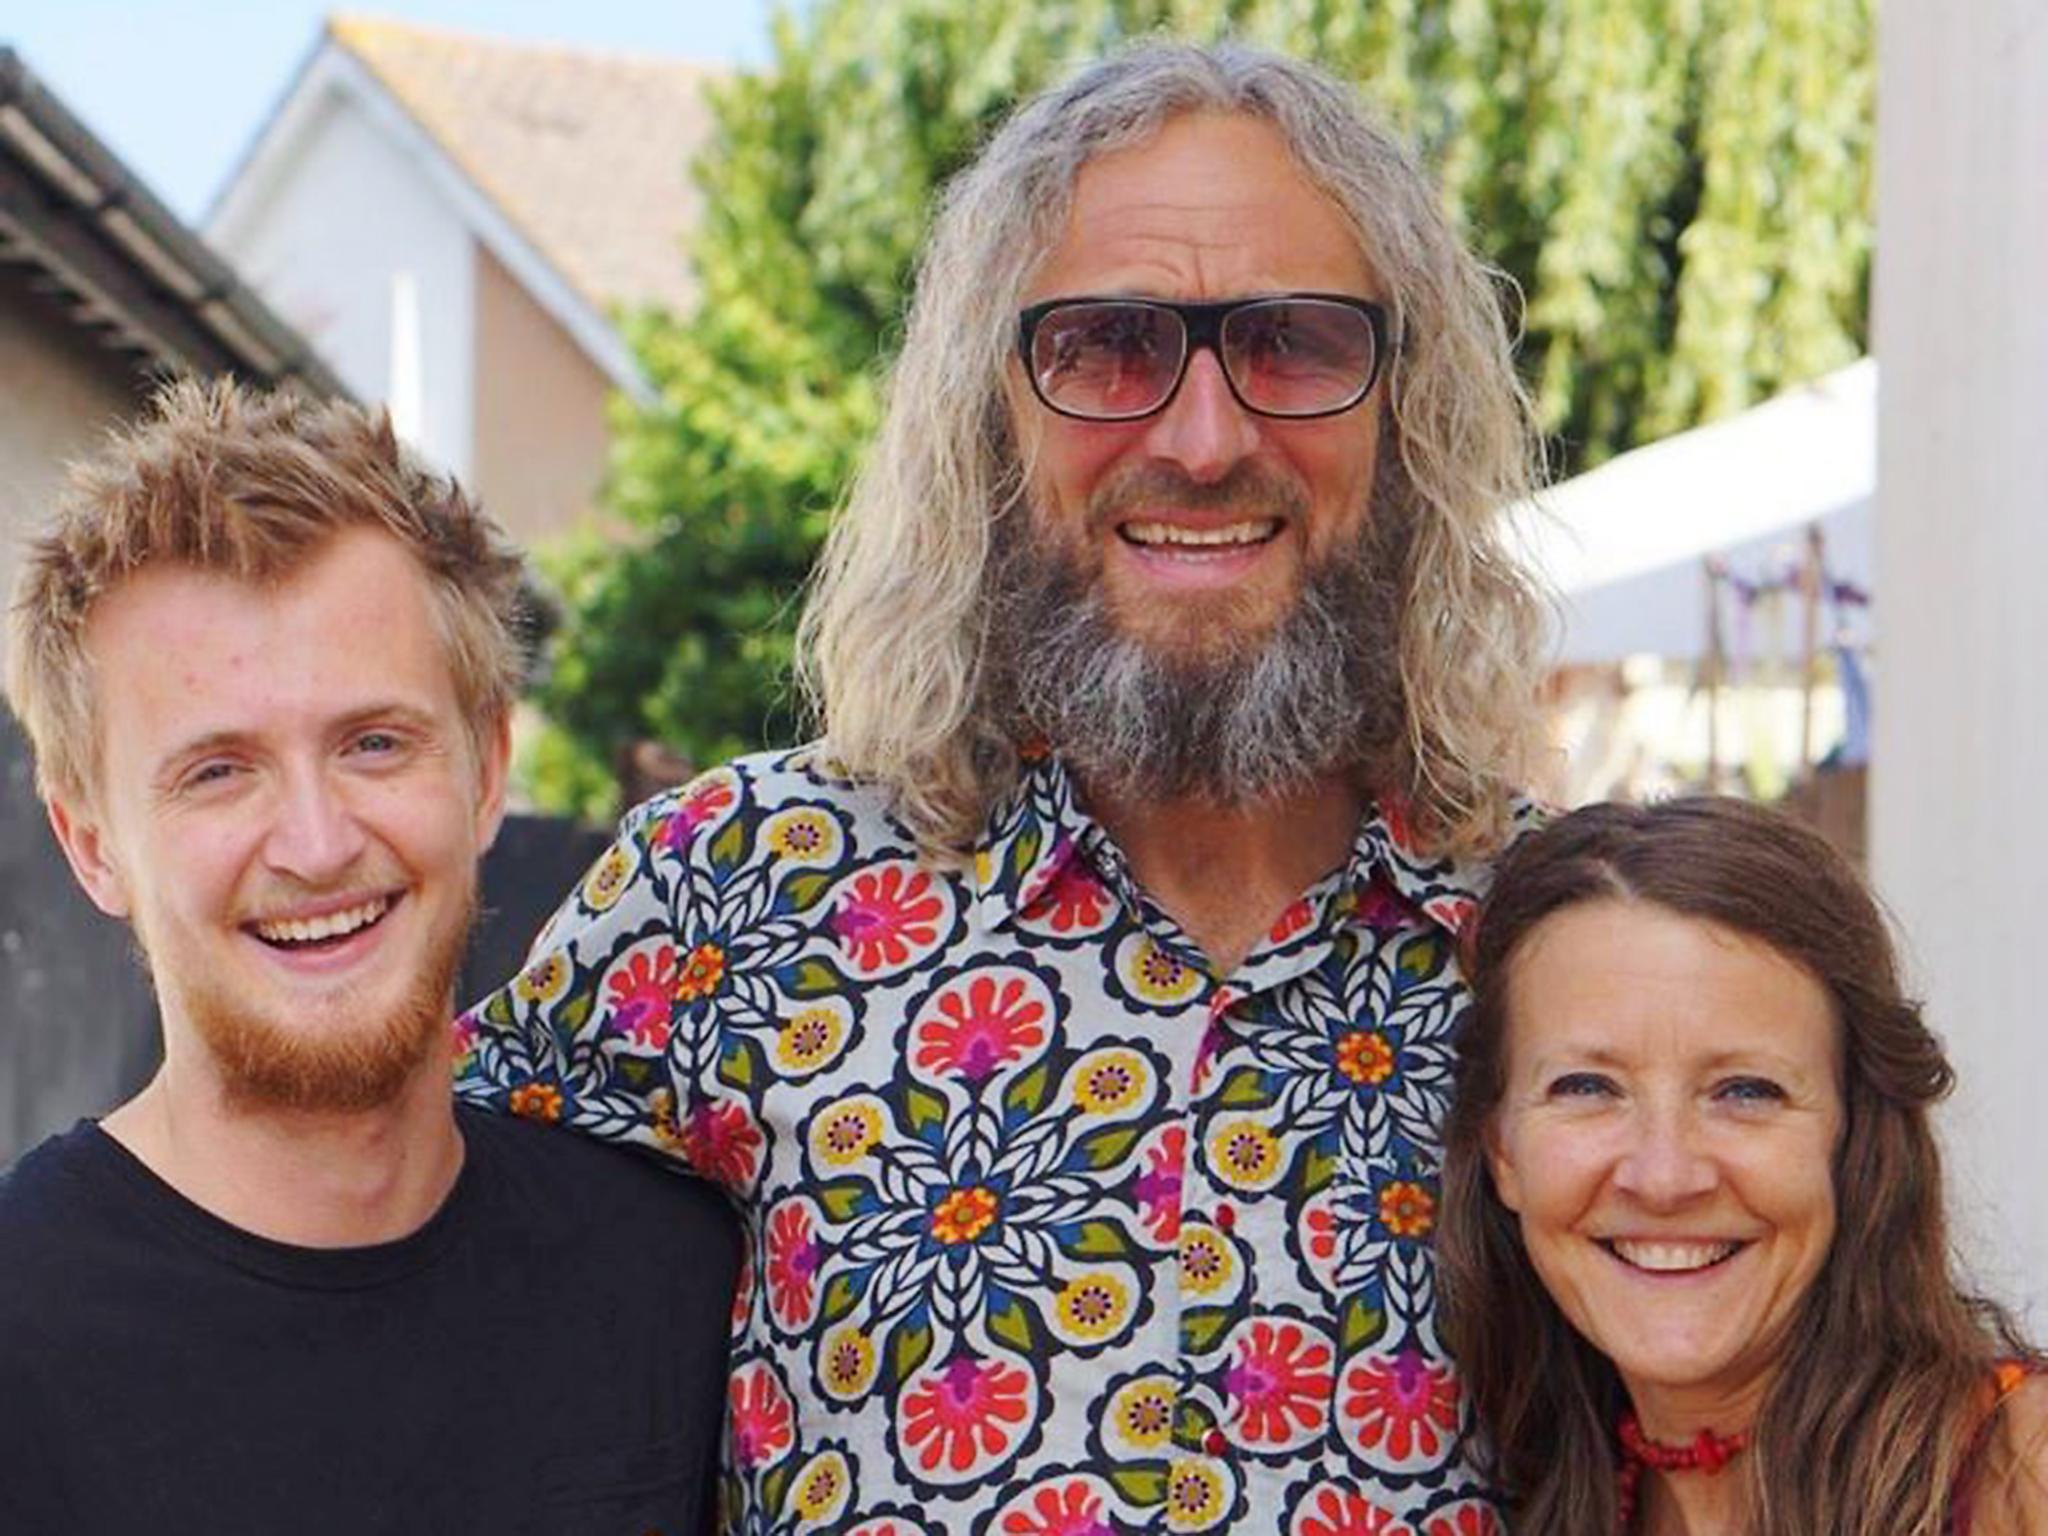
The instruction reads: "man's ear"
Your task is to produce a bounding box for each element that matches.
[472,711,513,855]
[46,795,132,919]
[1483,1112,1524,1215]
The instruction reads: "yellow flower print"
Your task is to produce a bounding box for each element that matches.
[775,1005,849,1076]
[1208,1118,1283,1192]
[1072,1049,1148,1115]
[581,844,632,912]
[811,1099,883,1168]
[789,1448,853,1525]
[1125,936,1203,1005]
[1166,1456,1231,1531]
[1106,1375,1176,1454]
[1054,1270,1132,1343]
[764,807,840,866]
[513,951,570,1006]
[1178,1227,1236,1297]
[819,1322,877,1401]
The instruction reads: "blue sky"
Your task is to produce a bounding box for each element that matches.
[7,1,787,223]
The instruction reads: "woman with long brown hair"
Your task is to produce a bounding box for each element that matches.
[1441,797,2047,1534]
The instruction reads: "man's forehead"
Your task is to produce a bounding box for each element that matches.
[1030,113,1377,301]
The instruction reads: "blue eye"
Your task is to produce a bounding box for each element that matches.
[1548,1071,1617,1099]
[1715,1076,1786,1104]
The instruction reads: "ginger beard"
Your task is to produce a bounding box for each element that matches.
[148,887,476,1116]
[989,452,1412,805]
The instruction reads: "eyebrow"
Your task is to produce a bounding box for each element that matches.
[1523,1042,1818,1078]
[148,701,444,794]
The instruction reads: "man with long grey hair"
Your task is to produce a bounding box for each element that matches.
[461,39,1549,1533]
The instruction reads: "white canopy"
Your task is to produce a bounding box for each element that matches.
[1511,360,1876,664]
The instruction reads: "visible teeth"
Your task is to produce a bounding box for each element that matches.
[1609,1239,1739,1273]
[253,897,390,946]
[1122,519,1280,548]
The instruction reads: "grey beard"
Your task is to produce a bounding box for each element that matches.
[989,475,1410,806]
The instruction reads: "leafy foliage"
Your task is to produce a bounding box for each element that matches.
[529,0,1872,814]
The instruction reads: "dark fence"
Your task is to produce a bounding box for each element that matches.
[0,714,609,1166]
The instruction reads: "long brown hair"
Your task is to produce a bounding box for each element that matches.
[1439,797,2039,1534]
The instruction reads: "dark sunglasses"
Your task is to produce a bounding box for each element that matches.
[1016,293,1392,422]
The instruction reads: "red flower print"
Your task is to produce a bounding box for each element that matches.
[728,1361,795,1470]
[900,1355,1031,1476]
[1421,1504,1501,1536]
[603,944,677,1048]
[1423,895,1476,937]
[681,1099,765,1193]
[1132,1126,1185,1242]
[1020,852,1112,934]
[1335,1029,1396,1088]
[1295,1484,1410,1536]
[656,774,736,854]
[767,1201,824,1328]
[1225,1319,1335,1447]
[833,865,945,974]
[912,971,1048,1081]
[1305,1202,1337,1265]
[1268,897,1314,945]
[1000,1478,1116,1536]
[451,1012,478,1063]
[1343,1348,1460,1467]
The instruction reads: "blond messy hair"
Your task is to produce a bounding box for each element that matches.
[798,39,1553,861]
[5,376,527,804]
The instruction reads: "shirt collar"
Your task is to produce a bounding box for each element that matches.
[972,753,1505,944]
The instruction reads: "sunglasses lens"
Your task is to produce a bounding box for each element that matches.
[1222,299,1378,416]
[1029,302,1184,420]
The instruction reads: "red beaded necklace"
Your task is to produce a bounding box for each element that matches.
[1615,1411,1749,1533]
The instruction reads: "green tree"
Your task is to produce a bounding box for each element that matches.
[531,0,1872,815]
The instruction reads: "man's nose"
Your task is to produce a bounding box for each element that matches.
[1142,346,1262,484]
[262,769,369,883]
[1612,1106,1719,1206]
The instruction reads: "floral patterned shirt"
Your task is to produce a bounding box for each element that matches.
[457,747,1513,1536]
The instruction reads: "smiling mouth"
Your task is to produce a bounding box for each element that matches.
[247,895,396,952]
[1602,1238,1746,1274]
[1118,517,1282,552]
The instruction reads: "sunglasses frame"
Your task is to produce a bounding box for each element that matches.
[1015,292,1394,423]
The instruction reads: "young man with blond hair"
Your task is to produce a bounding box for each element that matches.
[1,380,735,1534]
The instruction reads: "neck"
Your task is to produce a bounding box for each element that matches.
[1636,1462,1749,1536]
[101,1057,465,1248]
[1623,1386,1764,1536]
[1088,768,1365,973]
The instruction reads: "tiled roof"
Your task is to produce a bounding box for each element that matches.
[330,14,723,316]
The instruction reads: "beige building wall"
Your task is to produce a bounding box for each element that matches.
[470,243,613,545]
[0,266,149,654]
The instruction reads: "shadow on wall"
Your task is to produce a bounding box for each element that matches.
[0,713,610,1166]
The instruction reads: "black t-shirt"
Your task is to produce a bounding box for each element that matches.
[0,1107,739,1535]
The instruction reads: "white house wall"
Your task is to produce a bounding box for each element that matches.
[1872,0,2048,1327]
[209,85,476,480]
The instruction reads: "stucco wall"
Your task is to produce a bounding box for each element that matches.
[208,85,477,478]
[471,244,611,543]
[0,264,152,653]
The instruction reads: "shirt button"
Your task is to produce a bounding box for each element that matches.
[1203,1428,1229,1457]
[1214,1203,1236,1232]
